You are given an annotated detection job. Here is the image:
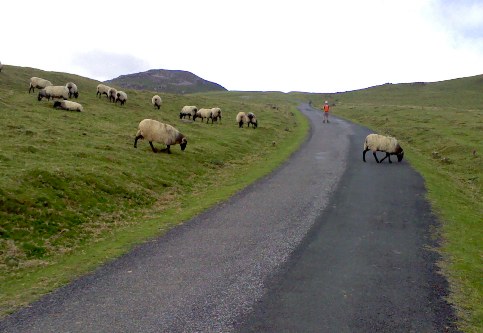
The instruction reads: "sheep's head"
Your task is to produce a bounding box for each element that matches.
[397,151,404,162]
[180,137,188,151]
[74,92,79,98]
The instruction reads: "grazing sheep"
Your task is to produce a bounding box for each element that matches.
[211,107,222,123]
[29,77,53,93]
[108,87,118,103]
[38,86,69,101]
[247,112,258,128]
[179,106,198,119]
[236,112,248,128]
[194,108,214,123]
[65,82,79,98]
[363,134,404,163]
[96,84,110,98]
[116,91,128,105]
[152,95,162,110]
[53,100,83,112]
[134,119,187,154]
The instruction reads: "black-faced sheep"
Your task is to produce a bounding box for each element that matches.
[65,82,79,98]
[53,100,83,112]
[134,119,187,154]
[152,95,162,110]
[38,86,69,101]
[211,107,222,123]
[194,108,214,123]
[247,112,258,128]
[179,106,198,119]
[29,77,52,93]
[96,84,110,98]
[108,87,117,103]
[363,134,404,163]
[236,112,248,128]
[116,91,128,105]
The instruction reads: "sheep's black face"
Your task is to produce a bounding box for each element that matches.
[180,138,188,151]
[397,151,404,162]
[74,92,79,98]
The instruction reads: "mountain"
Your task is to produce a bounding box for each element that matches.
[104,69,227,94]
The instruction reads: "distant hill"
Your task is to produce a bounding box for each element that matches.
[104,69,227,94]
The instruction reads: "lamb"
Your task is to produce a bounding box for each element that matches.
[236,112,248,128]
[247,112,258,128]
[96,84,110,98]
[65,82,79,98]
[134,119,187,154]
[29,77,53,93]
[363,134,404,163]
[53,100,83,112]
[194,108,214,123]
[38,86,69,101]
[211,107,222,123]
[116,91,128,105]
[108,87,118,103]
[179,106,198,119]
[152,95,162,109]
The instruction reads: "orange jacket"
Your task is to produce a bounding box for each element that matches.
[323,104,330,112]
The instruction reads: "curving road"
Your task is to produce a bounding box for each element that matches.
[0,104,457,332]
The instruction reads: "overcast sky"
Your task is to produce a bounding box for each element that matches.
[2,0,482,93]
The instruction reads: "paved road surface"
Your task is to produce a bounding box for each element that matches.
[0,104,456,332]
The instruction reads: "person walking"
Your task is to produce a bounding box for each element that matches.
[323,101,330,123]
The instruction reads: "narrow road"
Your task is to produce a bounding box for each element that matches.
[0,104,456,332]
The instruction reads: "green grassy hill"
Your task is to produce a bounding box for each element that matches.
[0,65,307,316]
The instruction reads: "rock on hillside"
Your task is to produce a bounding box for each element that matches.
[105,69,227,94]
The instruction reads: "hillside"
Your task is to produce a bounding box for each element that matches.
[105,69,227,94]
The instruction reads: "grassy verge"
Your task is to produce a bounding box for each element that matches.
[0,65,309,316]
[315,77,482,332]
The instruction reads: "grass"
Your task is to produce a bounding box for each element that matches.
[0,65,308,316]
[305,76,482,332]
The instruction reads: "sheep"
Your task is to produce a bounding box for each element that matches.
[29,77,52,93]
[96,84,110,98]
[211,107,222,123]
[116,91,128,105]
[65,82,79,98]
[134,119,187,154]
[363,134,404,163]
[38,85,69,101]
[236,112,248,128]
[179,106,198,119]
[152,95,162,109]
[53,100,83,112]
[194,108,214,123]
[247,112,258,128]
[108,87,117,103]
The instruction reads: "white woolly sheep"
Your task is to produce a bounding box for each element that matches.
[38,86,69,101]
[134,119,187,154]
[96,84,110,98]
[363,133,404,163]
[152,95,162,110]
[236,112,248,128]
[247,112,258,128]
[194,108,214,123]
[179,106,198,119]
[29,77,53,93]
[211,107,222,123]
[65,82,79,98]
[53,100,83,112]
[116,91,128,105]
[108,87,117,103]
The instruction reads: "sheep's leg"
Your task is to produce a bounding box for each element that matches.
[372,151,380,163]
[363,149,369,162]
[149,141,158,153]
[166,145,171,154]
[380,153,391,163]
[134,135,144,148]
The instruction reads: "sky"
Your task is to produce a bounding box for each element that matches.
[2,0,482,93]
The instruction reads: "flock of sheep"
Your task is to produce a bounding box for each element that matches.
[24,75,262,155]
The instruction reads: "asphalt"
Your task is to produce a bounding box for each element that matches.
[0,104,457,332]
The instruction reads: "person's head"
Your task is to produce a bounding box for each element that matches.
[324,101,328,104]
